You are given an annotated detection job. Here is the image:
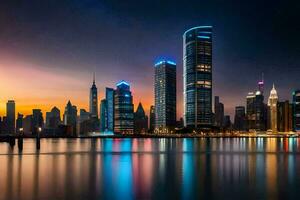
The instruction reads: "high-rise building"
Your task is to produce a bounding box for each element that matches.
[100,99,108,132]
[114,81,134,134]
[183,26,213,129]
[6,100,15,134]
[46,107,61,129]
[277,100,293,132]
[246,92,256,130]
[63,101,78,136]
[154,60,176,132]
[89,73,98,119]
[214,96,224,128]
[149,105,155,133]
[106,88,115,132]
[223,115,231,129]
[254,91,267,131]
[134,102,148,134]
[16,113,24,133]
[32,109,44,135]
[293,90,300,132]
[267,84,278,133]
[234,106,246,131]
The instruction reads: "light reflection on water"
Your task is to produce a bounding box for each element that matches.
[0,138,300,200]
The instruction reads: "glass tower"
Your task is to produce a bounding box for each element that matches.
[183,26,212,129]
[114,81,134,134]
[154,60,176,131]
[106,88,115,132]
[89,73,98,119]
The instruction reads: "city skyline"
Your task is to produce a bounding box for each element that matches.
[1,1,300,119]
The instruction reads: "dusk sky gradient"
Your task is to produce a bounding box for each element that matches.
[1,0,300,119]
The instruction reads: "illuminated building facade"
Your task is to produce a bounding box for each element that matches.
[293,90,300,132]
[89,74,98,119]
[114,81,134,134]
[246,92,256,130]
[267,84,278,133]
[154,60,176,132]
[106,88,115,132]
[183,26,213,129]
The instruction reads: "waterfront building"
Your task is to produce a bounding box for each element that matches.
[234,106,246,131]
[154,60,176,133]
[254,91,267,131]
[214,96,224,128]
[6,100,15,134]
[32,109,44,135]
[114,81,134,134]
[46,107,61,128]
[277,100,293,132]
[89,73,98,119]
[293,90,300,132]
[106,88,115,132]
[183,26,213,129]
[267,84,278,133]
[100,99,108,132]
[223,115,231,129]
[23,115,33,134]
[63,101,78,136]
[16,113,24,133]
[134,102,148,134]
[246,92,256,130]
[149,105,155,133]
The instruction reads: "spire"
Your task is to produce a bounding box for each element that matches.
[93,72,95,85]
[272,83,275,90]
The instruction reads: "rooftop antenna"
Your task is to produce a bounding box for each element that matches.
[93,72,95,85]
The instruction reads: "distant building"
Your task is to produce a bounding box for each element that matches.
[44,107,61,136]
[6,100,15,134]
[234,106,246,131]
[100,99,108,132]
[106,88,115,132]
[23,115,33,134]
[246,92,256,130]
[16,113,24,133]
[149,105,155,133]
[223,115,231,129]
[32,109,44,135]
[277,100,293,132]
[63,101,78,136]
[89,73,98,119]
[134,102,148,134]
[154,60,176,133]
[114,81,134,134]
[214,96,224,128]
[255,91,267,131]
[293,90,300,132]
[183,26,213,129]
[267,84,278,133]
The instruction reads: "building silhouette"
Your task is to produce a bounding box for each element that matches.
[234,106,246,131]
[100,99,108,132]
[89,73,98,119]
[16,113,23,133]
[134,102,148,134]
[214,96,224,128]
[114,81,134,134]
[293,90,300,132]
[267,84,278,133]
[32,109,44,135]
[149,105,155,133]
[6,100,15,134]
[154,60,176,132]
[277,100,293,132]
[183,26,213,129]
[63,101,78,136]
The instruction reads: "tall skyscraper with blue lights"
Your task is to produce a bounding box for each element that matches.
[183,26,213,129]
[154,60,176,132]
[89,73,98,119]
[114,81,134,134]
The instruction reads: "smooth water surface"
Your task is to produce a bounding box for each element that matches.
[0,138,300,200]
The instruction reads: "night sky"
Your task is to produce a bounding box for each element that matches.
[1,0,300,118]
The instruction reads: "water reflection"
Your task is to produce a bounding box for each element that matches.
[0,138,299,200]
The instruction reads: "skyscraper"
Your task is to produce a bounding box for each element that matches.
[154,60,176,132]
[106,87,115,132]
[89,73,98,119]
[45,107,61,129]
[16,113,24,133]
[293,90,300,132]
[234,106,246,131]
[267,84,278,133]
[114,81,134,134]
[134,102,148,134]
[214,96,224,128]
[100,99,108,132]
[32,109,44,135]
[183,26,213,129]
[246,92,256,130]
[277,100,293,132]
[149,105,155,133]
[6,100,15,134]
[63,100,78,136]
